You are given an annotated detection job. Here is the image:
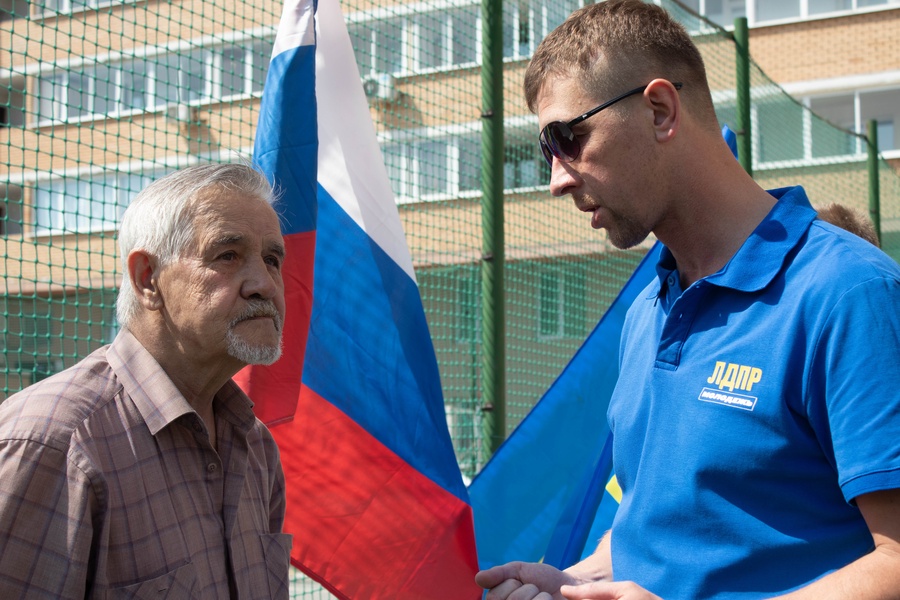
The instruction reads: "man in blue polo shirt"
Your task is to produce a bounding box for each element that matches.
[476,1,900,599]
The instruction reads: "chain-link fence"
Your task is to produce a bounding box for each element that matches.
[2,0,898,596]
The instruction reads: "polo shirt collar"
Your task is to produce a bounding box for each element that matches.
[108,329,257,436]
[656,186,816,295]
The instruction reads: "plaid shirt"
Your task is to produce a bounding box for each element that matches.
[0,330,291,599]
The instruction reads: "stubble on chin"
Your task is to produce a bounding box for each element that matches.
[574,193,650,250]
[603,211,651,250]
[226,299,285,366]
[226,330,283,365]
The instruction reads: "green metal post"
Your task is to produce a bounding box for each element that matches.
[867,120,882,246]
[734,17,752,176]
[479,0,506,461]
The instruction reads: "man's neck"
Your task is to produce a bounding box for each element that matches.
[125,322,237,433]
[658,164,777,287]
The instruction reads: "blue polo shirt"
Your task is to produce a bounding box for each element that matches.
[608,186,900,599]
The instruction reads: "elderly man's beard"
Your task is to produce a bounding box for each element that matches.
[226,299,284,365]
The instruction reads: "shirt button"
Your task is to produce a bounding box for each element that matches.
[192,419,203,433]
[207,463,218,473]
[667,275,676,287]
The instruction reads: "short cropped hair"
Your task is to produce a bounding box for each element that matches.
[524,0,716,127]
[817,203,880,247]
[115,162,277,328]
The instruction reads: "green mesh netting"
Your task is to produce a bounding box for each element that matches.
[2,1,898,595]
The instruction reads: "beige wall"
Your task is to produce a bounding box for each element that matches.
[748,8,900,84]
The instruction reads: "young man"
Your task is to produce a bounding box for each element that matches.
[0,163,292,599]
[477,1,900,598]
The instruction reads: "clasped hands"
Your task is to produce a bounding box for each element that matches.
[475,561,663,600]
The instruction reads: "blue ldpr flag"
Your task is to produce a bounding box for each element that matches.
[468,244,661,569]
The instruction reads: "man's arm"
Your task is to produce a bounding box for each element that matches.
[772,488,900,600]
[569,530,614,581]
[559,489,900,600]
[0,438,94,599]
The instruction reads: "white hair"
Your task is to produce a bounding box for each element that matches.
[115,163,278,328]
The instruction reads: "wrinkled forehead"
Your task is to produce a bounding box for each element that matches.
[186,187,282,247]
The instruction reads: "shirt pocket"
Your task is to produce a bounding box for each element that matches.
[102,561,197,599]
[260,532,293,600]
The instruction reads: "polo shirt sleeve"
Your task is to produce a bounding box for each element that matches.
[0,437,98,599]
[807,274,900,503]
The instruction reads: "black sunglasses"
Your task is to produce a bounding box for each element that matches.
[539,82,683,166]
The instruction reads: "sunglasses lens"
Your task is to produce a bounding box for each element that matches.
[539,122,579,165]
[539,134,554,166]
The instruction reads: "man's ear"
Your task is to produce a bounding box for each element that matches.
[644,78,680,144]
[127,250,164,311]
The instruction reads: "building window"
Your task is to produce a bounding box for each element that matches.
[416,12,446,71]
[353,6,481,76]
[538,265,586,339]
[38,0,136,17]
[756,98,804,163]
[458,137,482,193]
[383,132,549,203]
[350,18,404,76]
[384,137,464,200]
[753,0,887,21]
[33,170,162,234]
[503,0,583,60]
[34,39,273,125]
[755,0,800,22]
[349,0,585,77]
[809,95,857,158]
[860,88,900,152]
[665,0,891,27]
[452,7,479,66]
[455,270,480,343]
[679,0,746,27]
[876,120,894,153]
[715,86,899,169]
[15,299,53,367]
[119,60,148,111]
[505,140,549,189]
[221,46,248,98]
[418,140,451,196]
[1,185,23,236]
[808,0,853,15]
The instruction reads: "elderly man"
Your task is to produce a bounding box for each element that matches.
[477,1,900,599]
[0,163,292,599]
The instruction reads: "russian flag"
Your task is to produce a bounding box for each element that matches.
[236,0,481,597]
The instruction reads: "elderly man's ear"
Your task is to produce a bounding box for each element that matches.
[127,250,164,312]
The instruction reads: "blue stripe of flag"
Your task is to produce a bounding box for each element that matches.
[301,186,469,504]
[253,44,318,236]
